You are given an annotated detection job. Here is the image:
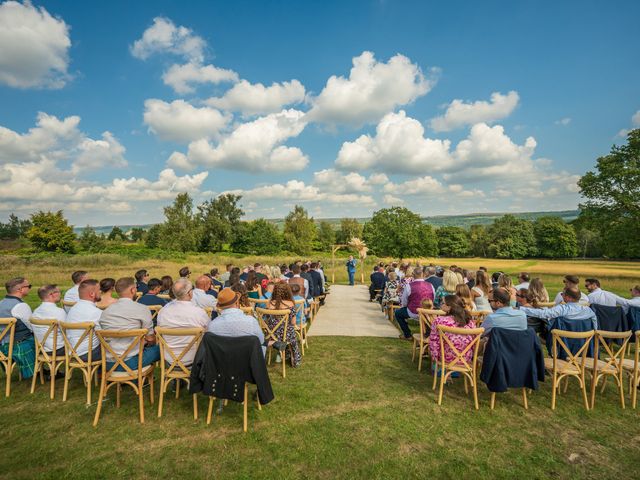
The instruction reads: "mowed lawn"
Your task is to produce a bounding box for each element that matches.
[0,255,639,479]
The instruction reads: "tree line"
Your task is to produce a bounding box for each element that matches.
[2,129,638,259]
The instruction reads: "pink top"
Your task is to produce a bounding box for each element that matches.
[429,315,477,365]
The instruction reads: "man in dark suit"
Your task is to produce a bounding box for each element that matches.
[309,262,324,299]
[369,266,386,301]
[300,264,315,299]
[425,266,443,290]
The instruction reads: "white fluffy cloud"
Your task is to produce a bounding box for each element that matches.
[383,194,404,205]
[382,175,445,195]
[307,51,436,126]
[0,112,126,173]
[0,1,71,89]
[429,91,520,132]
[143,99,230,143]
[555,117,571,126]
[130,17,205,62]
[336,110,452,173]
[168,109,308,172]
[313,169,371,193]
[206,79,306,115]
[617,110,640,137]
[162,62,238,95]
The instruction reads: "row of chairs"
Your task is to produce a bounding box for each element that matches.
[405,309,640,410]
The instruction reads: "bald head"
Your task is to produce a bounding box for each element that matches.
[173,278,193,301]
[195,275,211,291]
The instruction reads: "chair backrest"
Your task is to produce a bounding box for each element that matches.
[59,321,98,365]
[437,325,485,370]
[157,294,171,300]
[0,318,16,363]
[155,327,204,377]
[594,329,631,368]
[247,298,264,308]
[550,329,595,371]
[134,292,143,301]
[147,305,162,322]
[240,306,254,316]
[255,307,290,342]
[416,308,444,337]
[62,300,76,308]
[29,318,59,359]
[96,329,147,379]
[469,310,489,326]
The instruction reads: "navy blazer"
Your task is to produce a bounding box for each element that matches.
[370,272,386,290]
[546,316,595,359]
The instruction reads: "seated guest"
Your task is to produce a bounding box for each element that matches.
[382,271,401,307]
[434,270,458,308]
[225,267,241,288]
[429,295,477,364]
[553,275,589,305]
[192,275,218,310]
[491,272,502,289]
[99,277,159,369]
[300,264,315,298]
[204,275,219,298]
[135,269,149,294]
[32,284,66,357]
[585,278,626,307]
[231,282,251,308]
[245,271,263,299]
[369,266,386,301]
[395,267,435,340]
[63,270,89,311]
[498,274,517,307]
[425,266,443,290]
[137,278,168,306]
[465,270,476,289]
[471,270,492,312]
[621,285,640,307]
[514,272,530,290]
[482,288,527,335]
[284,264,294,279]
[179,266,191,278]
[253,263,268,284]
[288,264,309,299]
[263,283,302,366]
[257,282,276,309]
[520,286,597,323]
[0,278,35,378]
[528,278,549,305]
[157,278,210,365]
[309,262,324,299]
[219,264,233,284]
[66,279,102,361]
[160,275,173,296]
[279,264,289,280]
[290,283,309,325]
[455,284,477,311]
[209,268,223,289]
[239,267,250,283]
[96,278,117,309]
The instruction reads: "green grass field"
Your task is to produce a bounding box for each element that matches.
[0,254,639,479]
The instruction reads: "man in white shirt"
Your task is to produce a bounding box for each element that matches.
[191,276,217,311]
[157,278,210,365]
[65,279,102,361]
[514,272,530,291]
[32,284,66,356]
[63,270,89,312]
[621,285,640,308]
[585,278,626,307]
[553,275,589,305]
[0,277,35,378]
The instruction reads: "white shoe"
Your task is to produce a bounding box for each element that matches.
[275,353,282,363]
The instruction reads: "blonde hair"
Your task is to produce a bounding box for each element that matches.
[443,270,458,292]
[455,272,464,285]
[498,273,513,290]
[528,278,549,303]
[388,271,398,281]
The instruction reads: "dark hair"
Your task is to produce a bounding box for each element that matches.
[99,278,115,293]
[72,270,88,284]
[78,279,99,296]
[161,275,173,292]
[301,264,309,272]
[492,287,511,306]
[254,263,261,269]
[245,271,259,290]
[563,286,581,301]
[230,267,240,275]
[225,263,233,271]
[37,284,58,300]
[270,282,294,309]
[491,272,502,283]
[135,269,147,282]
[444,295,472,326]
[5,277,26,294]
[115,277,136,295]
[210,267,219,277]
[290,283,301,295]
[230,282,249,307]
[280,265,287,274]
[228,272,240,286]
[519,272,530,282]
[479,266,487,272]
[310,262,318,269]
[292,264,301,274]
[585,278,600,287]
[148,278,162,290]
[564,275,579,285]
[179,266,191,277]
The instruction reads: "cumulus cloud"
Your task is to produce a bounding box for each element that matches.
[555,117,571,126]
[143,99,231,143]
[429,91,520,132]
[617,109,640,137]
[307,51,437,126]
[312,169,371,193]
[162,62,238,95]
[206,79,306,115]
[382,175,445,195]
[168,109,308,172]
[0,112,127,172]
[336,110,452,173]
[130,17,205,62]
[0,1,71,89]
[382,194,404,205]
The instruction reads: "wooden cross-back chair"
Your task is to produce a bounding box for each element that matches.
[30,318,65,399]
[62,300,76,309]
[255,307,291,379]
[469,310,490,327]
[0,318,16,397]
[134,292,143,301]
[622,331,640,409]
[157,294,171,301]
[147,305,163,324]
[413,309,444,372]
[247,297,266,315]
[240,306,254,316]
[156,327,204,419]
[93,329,155,426]
[434,325,485,409]
[293,299,308,355]
[586,330,632,409]
[59,321,101,404]
[387,303,402,329]
[206,380,262,432]
[544,329,594,410]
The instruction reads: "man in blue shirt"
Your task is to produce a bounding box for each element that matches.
[483,288,527,336]
[135,269,149,294]
[346,256,357,286]
[520,287,597,324]
[137,278,167,307]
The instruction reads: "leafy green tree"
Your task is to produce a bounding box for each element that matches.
[468,224,489,257]
[129,227,145,242]
[232,219,281,255]
[0,214,32,239]
[437,226,470,257]
[486,215,537,259]
[362,207,438,258]
[533,216,578,258]
[577,129,640,258]
[283,205,316,255]
[159,193,202,252]
[145,224,162,249]
[198,194,244,252]
[317,221,336,250]
[27,210,76,253]
[337,218,363,244]
[79,225,107,252]
[107,226,127,241]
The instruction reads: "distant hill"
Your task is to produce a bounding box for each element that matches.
[74,210,580,234]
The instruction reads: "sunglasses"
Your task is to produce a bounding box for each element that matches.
[22,284,32,289]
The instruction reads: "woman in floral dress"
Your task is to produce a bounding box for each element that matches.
[264,282,302,368]
[429,295,477,365]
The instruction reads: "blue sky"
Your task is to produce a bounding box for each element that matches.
[0,0,638,226]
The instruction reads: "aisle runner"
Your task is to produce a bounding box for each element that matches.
[308,285,399,337]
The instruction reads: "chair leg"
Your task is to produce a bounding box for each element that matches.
[580,376,590,410]
[243,383,248,432]
[175,378,180,399]
[618,373,626,409]
[463,376,469,395]
[633,373,639,409]
[437,371,446,405]
[116,383,121,408]
[92,374,107,427]
[63,367,71,402]
[5,369,9,397]
[590,373,598,410]
[417,347,423,372]
[149,374,155,405]
[522,387,528,410]
[139,382,145,424]
[206,397,215,425]
[412,340,417,363]
[87,369,93,405]
[50,362,56,400]
[193,394,198,420]
[157,377,165,418]
[30,364,38,394]
[490,392,496,410]
[600,376,608,394]
[39,366,44,385]
[432,362,438,391]
[472,375,479,410]
[551,374,557,410]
